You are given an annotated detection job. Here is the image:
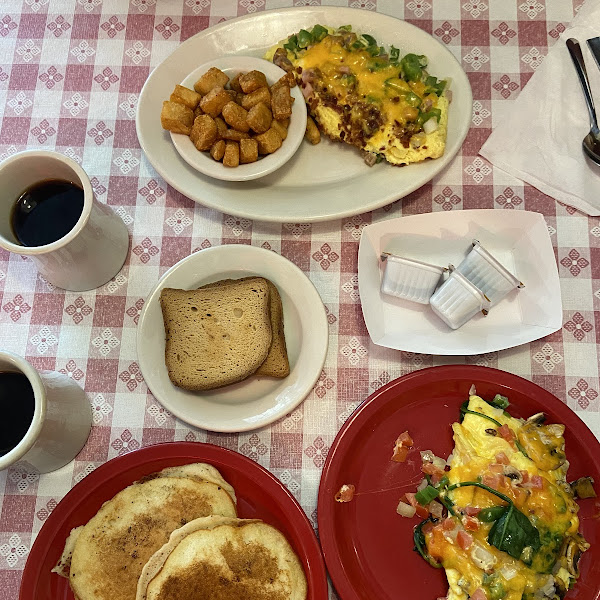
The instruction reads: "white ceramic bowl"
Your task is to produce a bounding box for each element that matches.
[170,56,307,182]
[380,253,445,304]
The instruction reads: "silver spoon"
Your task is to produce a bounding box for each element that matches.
[566,37,600,165]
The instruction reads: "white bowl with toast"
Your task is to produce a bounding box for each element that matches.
[136,245,328,432]
[163,56,307,182]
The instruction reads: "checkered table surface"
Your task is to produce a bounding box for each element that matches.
[1,0,599,597]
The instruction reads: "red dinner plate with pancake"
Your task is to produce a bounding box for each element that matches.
[20,442,327,600]
[318,365,600,600]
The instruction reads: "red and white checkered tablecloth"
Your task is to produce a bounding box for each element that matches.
[0,0,598,597]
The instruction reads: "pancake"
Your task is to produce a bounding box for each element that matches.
[137,516,307,600]
[56,473,237,600]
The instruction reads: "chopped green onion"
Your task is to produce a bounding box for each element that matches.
[390,45,400,61]
[401,53,428,81]
[491,394,510,410]
[297,29,313,49]
[415,485,439,505]
[361,33,377,46]
[405,91,422,107]
[338,24,353,32]
[311,24,328,42]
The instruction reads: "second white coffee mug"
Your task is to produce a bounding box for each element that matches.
[0,150,129,291]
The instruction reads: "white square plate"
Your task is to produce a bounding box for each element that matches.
[358,210,562,355]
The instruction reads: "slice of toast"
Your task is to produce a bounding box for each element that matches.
[200,277,289,378]
[160,278,272,391]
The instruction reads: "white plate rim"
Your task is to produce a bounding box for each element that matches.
[136,245,329,432]
[357,209,563,355]
[136,6,473,223]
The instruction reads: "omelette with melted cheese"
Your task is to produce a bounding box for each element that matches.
[409,394,592,600]
[266,25,449,166]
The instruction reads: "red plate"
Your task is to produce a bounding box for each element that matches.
[20,442,327,600]
[318,365,600,600]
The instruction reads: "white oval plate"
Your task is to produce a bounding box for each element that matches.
[136,7,472,223]
[171,56,306,182]
[136,245,329,432]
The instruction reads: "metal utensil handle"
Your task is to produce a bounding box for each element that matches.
[567,38,600,132]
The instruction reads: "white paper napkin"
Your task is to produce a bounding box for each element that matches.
[480,0,600,216]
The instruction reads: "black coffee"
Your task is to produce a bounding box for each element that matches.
[0,372,35,456]
[11,179,85,247]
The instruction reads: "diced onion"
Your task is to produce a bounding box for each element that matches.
[429,500,444,519]
[469,384,477,396]
[410,132,427,148]
[421,450,435,463]
[417,478,428,491]
[499,565,518,581]
[423,117,438,134]
[470,543,497,571]
[396,500,416,518]
[432,456,447,470]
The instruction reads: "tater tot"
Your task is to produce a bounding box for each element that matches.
[239,138,259,164]
[223,141,240,167]
[271,84,292,120]
[221,101,250,132]
[241,87,271,110]
[222,129,250,142]
[254,127,282,154]
[189,114,217,151]
[199,86,231,118]
[161,101,194,135]
[210,139,226,161]
[270,119,288,141]
[247,102,272,134]
[239,70,268,93]
[304,115,321,145]
[194,67,229,95]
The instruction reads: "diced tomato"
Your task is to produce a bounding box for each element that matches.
[405,493,430,519]
[430,472,443,485]
[456,530,473,550]
[391,444,410,463]
[463,516,480,531]
[498,425,516,448]
[520,470,530,484]
[335,484,355,503]
[531,475,544,490]
[397,430,414,447]
[422,462,445,477]
[442,517,456,531]
[465,506,481,516]
[489,463,505,475]
[471,589,488,600]
[495,451,510,465]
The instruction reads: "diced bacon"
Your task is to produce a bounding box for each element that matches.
[463,516,480,531]
[520,470,530,484]
[335,484,355,503]
[398,431,414,447]
[391,444,409,463]
[457,530,473,550]
[489,463,505,475]
[471,589,487,600]
[530,475,544,490]
[495,452,510,465]
[442,517,456,531]
[405,493,430,519]
[465,506,481,516]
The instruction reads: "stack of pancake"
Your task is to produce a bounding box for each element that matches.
[52,463,307,600]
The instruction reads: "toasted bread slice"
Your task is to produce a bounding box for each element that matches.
[200,277,289,378]
[137,516,307,600]
[160,278,272,391]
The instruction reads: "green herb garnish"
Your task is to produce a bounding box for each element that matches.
[401,53,428,81]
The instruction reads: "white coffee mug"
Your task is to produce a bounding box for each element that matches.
[0,351,92,473]
[0,150,129,291]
